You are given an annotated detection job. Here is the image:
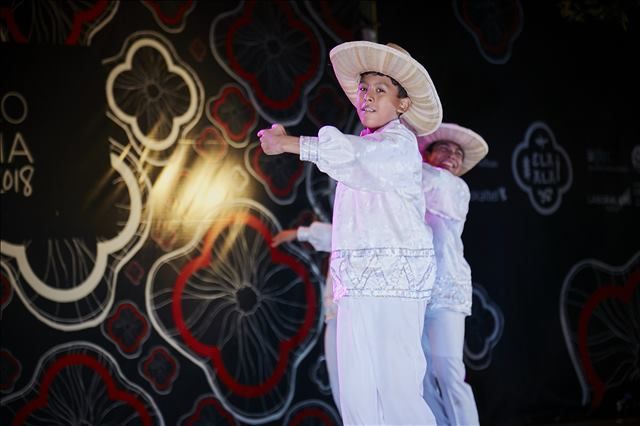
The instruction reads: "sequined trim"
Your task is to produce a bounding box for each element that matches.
[330,248,436,300]
[299,135,319,162]
[427,277,472,315]
[331,247,435,258]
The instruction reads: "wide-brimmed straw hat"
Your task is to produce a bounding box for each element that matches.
[418,123,489,175]
[329,41,442,136]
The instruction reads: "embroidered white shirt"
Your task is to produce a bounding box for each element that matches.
[298,162,473,314]
[300,119,435,300]
[422,163,473,315]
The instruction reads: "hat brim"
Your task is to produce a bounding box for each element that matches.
[418,123,489,175]
[329,41,442,136]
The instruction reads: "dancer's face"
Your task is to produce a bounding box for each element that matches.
[424,141,465,176]
[356,73,410,132]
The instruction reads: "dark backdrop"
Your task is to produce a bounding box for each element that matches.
[377,1,639,424]
[1,1,639,425]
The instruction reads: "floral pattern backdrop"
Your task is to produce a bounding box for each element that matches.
[1,1,639,425]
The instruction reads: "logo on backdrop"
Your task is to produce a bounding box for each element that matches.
[586,147,629,174]
[584,144,640,210]
[470,158,509,203]
[512,121,573,215]
[470,187,508,203]
[1,91,33,198]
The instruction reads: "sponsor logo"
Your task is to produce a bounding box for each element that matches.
[512,121,572,215]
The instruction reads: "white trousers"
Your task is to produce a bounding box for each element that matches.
[337,297,436,425]
[422,309,479,426]
[324,316,341,411]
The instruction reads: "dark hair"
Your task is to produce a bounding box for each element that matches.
[360,72,408,98]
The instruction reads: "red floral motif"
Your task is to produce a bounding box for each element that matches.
[148,201,323,420]
[66,0,110,44]
[172,211,317,397]
[283,401,341,426]
[12,353,153,426]
[106,302,150,355]
[223,1,320,110]
[307,84,350,130]
[306,0,361,42]
[289,406,336,426]
[316,1,357,40]
[183,396,237,426]
[561,254,640,410]
[141,347,178,393]
[143,0,194,28]
[578,268,639,407]
[189,37,207,62]
[0,0,114,45]
[124,260,145,286]
[194,127,229,162]
[0,6,26,43]
[1,272,12,308]
[210,1,323,125]
[455,0,523,62]
[250,144,305,199]
[0,350,21,392]
[207,85,257,145]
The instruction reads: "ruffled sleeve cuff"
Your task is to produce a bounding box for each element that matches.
[299,136,319,162]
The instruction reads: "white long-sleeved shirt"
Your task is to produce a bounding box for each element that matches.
[297,222,332,252]
[300,119,435,300]
[421,163,472,315]
[299,162,473,314]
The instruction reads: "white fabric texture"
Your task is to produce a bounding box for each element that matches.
[322,271,337,322]
[297,222,333,252]
[422,309,479,426]
[421,165,478,424]
[296,223,337,321]
[337,297,436,425]
[300,119,436,301]
[295,159,477,424]
[422,163,473,315]
[324,316,340,411]
[296,224,339,409]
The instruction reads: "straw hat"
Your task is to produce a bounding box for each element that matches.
[329,41,442,136]
[418,123,489,175]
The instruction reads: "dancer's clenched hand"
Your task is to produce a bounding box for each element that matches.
[258,124,287,155]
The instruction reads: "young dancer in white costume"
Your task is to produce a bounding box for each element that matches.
[274,122,488,426]
[259,41,442,425]
[419,123,488,426]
